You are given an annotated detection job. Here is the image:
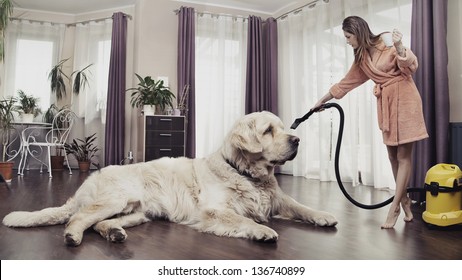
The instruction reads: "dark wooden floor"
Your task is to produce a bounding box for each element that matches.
[0,169,461,260]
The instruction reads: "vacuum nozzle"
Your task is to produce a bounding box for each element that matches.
[290,120,302,130]
[290,103,337,130]
[290,111,313,129]
[290,103,339,129]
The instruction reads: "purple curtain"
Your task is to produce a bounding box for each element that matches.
[264,18,278,115]
[245,16,278,114]
[177,7,196,158]
[410,0,449,201]
[104,12,128,166]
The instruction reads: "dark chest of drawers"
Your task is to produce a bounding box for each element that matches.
[141,115,186,161]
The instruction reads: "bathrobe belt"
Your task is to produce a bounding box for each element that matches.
[373,76,405,132]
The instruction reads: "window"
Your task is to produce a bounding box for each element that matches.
[72,20,112,124]
[195,14,248,158]
[2,20,65,113]
[95,40,111,118]
[13,39,53,110]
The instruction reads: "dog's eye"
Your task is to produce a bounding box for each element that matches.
[264,126,273,135]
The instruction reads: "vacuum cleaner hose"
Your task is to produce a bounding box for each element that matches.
[291,103,423,210]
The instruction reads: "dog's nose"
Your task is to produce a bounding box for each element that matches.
[290,136,300,146]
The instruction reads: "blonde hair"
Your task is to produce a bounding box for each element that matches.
[342,16,381,64]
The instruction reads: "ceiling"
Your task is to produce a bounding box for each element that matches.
[12,0,300,15]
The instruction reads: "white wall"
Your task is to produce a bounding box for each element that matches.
[448,0,462,123]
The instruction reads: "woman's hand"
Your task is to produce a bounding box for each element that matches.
[392,29,405,57]
[312,101,327,112]
[392,29,403,45]
[311,92,333,112]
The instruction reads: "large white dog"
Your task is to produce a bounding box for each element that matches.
[3,111,337,246]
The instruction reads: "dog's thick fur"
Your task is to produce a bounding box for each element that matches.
[3,111,337,246]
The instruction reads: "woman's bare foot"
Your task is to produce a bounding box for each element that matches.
[401,196,413,222]
[381,204,400,229]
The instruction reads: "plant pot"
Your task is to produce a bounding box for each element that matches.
[51,155,65,171]
[143,105,155,116]
[78,161,91,173]
[0,161,14,182]
[22,113,34,123]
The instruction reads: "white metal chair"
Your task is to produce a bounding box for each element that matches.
[18,108,76,177]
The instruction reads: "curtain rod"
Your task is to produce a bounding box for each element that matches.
[10,13,132,27]
[173,8,247,20]
[10,17,62,26]
[173,1,329,21]
[68,13,132,27]
[276,0,329,20]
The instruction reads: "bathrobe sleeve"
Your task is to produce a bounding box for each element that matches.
[329,63,369,99]
[395,48,418,76]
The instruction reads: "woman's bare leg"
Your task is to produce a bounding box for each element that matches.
[386,145,414,223]
[382,143,414,229]
[397,142,414,222]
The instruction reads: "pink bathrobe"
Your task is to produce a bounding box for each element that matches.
[329,41,429,146]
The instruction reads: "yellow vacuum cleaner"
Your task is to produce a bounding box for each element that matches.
[423,164,462,227]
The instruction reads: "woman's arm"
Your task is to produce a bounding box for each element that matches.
[311,63,368,110]
[392,29,418,75]
[392,29,405,57]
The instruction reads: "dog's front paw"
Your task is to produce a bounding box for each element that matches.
[64,232,82,246]
[312,211,338,227]
[108,228,127,243]
[251,225,278,242]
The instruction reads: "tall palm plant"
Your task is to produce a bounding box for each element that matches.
[71,63,93,95]
[48,58,70,100]
[0,0,14,62]
[0,96,18,162]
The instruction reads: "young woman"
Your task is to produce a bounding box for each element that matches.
[312,16,428,229]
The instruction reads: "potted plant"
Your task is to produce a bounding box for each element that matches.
[0,0,13,62]
[0,96,18,182]
[71,63,93,95]
[48,58,70,100]
[64,133,99,172]
[16,90,41,123]
[43,104,70,170]
[127,74,175,115]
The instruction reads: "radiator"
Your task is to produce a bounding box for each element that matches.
[450,122,462,168]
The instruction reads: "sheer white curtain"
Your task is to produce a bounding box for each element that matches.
[195,14,247,158]
[2,19,65,110]
[278,0,412,189]
[69,19,112,167]
[72,19,112,124]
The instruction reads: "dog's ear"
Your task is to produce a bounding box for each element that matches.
[230,119,263,154]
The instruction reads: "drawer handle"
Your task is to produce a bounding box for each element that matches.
[159,133,172,137]
[159,149,172,151]
[160,118,172,122]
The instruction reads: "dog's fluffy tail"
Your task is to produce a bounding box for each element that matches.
[2,197,77,228]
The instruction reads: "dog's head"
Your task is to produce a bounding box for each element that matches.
[222,111,299,179]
